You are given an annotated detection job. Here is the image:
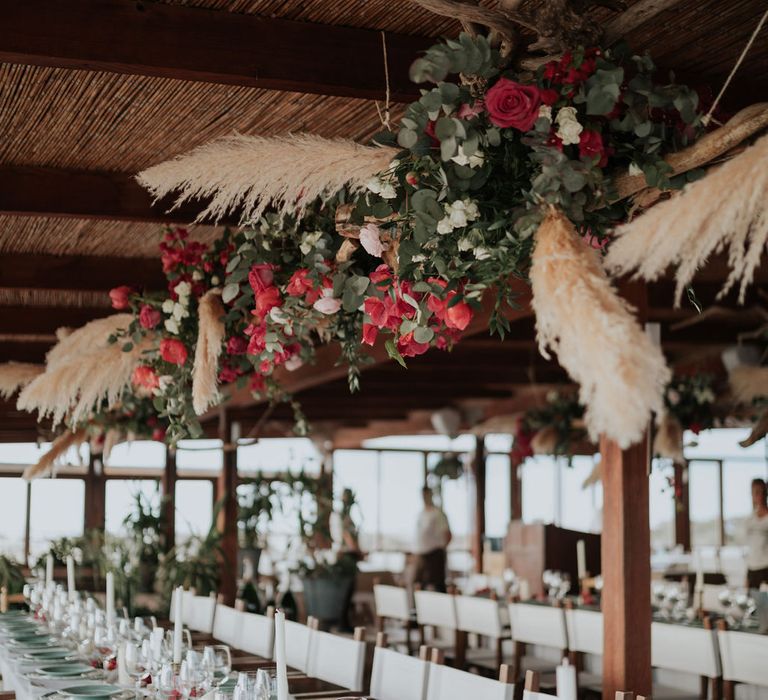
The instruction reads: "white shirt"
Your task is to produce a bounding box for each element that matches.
[744,511,768,570]
[415,508,450,554]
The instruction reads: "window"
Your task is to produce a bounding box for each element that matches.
[238,438,321,476]
[105,479,162,535]
[0,478,27,559]
[723,459,768,545]
[485,454,511,538]
[560,456,601,532]
[688,460,721,547]
[333,450,380,550]
[29,479,85,556]
[649,460,675,550]
[105,440,165,469]
[0,442,88,466]
[378,452,424,550]
[175,480,214,541]
[521,456,557,524]
[176,439,222,472]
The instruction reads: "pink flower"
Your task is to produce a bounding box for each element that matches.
[484,78,541,131]
[138,305,161,330]
[159,338,188,366]
[109,285,133,310]
[458,100,485,119]
[226,336,248,355]
[397,332,430,358]
[248,263,275,294]
[369,264,393,288]
[131,365,159,391]
[359,223,388,258]
[312,289,342,315]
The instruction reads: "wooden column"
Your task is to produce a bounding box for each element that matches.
[472,436,486,574]
[161,447,177,552]
[84,453,105,531]
[600,434,652,700]
[510,458,523,521]
[216,411,239,606]
[674,462,691,550]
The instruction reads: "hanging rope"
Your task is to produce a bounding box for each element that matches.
[702,6,768,126]
[375,30,392,131]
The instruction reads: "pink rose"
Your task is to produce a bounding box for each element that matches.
[359,223,388,258]
[138,305,161,330]
[445,298,473,331]
[286,269,313,297]
[313,290,342,315]
[159,338,188,366]
[484,78,541,131]
[109,285,133,310]
[131,365,159,391]
[458,100,485,119]
[248,263,275,293]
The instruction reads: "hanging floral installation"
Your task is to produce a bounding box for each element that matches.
[14,3,768,456]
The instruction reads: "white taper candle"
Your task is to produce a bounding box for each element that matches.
[576,539,587,581]
[46,554,54,588]
[173,586,183,664]
[66,555,76,599]
[274,609,289,700]
[106,571,115,624]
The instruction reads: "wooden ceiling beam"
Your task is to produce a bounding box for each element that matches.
[0,0,428,102]
[0,342,53,364]
[0,253,164,291]
[0,306,113,335]
[0,166,240,224]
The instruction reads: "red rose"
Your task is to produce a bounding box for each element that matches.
[254,286,282,318]
[138,305,161,330]
[226,336,248,355]
[445,299,473,331]
[539,88,559,106]
[109,285,133,310]
[248,263,275,294]
[362,323,378,346]
[578,129,609,167]
[484,78,541,131]
[286,269,313,297]
[246,324,267,355]
[218,365,239,383]
[250,375,266,394]
[131,365,160,391]
[160,338,188,366]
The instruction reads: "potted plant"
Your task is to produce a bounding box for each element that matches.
[0,554,24,596]
[237,474,275,580]
[122,489,167,593]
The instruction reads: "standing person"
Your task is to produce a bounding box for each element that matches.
[745,478,768,589]
[331,488,363,630]
[415,486,452,592]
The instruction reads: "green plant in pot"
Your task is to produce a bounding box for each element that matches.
[122,488,167,593]
[0,554,24,596]
[291,475,359,628]
[237,474,276,582]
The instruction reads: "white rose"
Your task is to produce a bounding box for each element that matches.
[448,200,468,228]
[555,107,583,146]
[474,246,491,260]
[437,216,454,235]
[210,276,220,286]
[464,199,480,221]
[172,302,188,321]
[538,105,553,122]
[164,318,179,335]
[284,355,304,371]
[191,270,203,281]
[359,223,388,258]
[379,182,398,199]
[161,298,175,314]
[174,280,191,299]
[457,237,473,252]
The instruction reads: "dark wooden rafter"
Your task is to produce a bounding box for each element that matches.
[0,0,429,102]
[0,305,114,335]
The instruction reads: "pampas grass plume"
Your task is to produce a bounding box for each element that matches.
[23,428,87,480]
[0,362,43,399]
[729,365,768,404]
[192,289,226,415]
[531,208,670,448]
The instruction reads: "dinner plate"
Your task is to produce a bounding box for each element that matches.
[38,663,97,677]
[24,649,76,661]
[59,684,124,700]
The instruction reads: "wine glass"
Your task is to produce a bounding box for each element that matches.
[234,671,260,700]
[124,641,149,692]
[254,669,275,700]
[156,662,179,700]
[204,645,232,685]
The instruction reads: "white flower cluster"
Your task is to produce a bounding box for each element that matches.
[366,161,400,200]
[458,234,491,261]
[437,198,480,234]
[450,145,485,168]
[555,106,583,145]
[299,230,324,255]
[162,280,191,335]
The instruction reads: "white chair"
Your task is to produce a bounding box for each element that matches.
[237,609,275,659]
[508,602,568,682]
[369,633,430,700]
[564,605,603,691]
[522,670,553,700]
[426,654,514,700]
[212,603,243,648]
[170,588,196,623]
[717,622,768,698]
[186,594,217,634]
[652,620,720,699]
[374,584,415,652]
[455,595,511,670]
[414,590,457,652]
[305,627,367,693]
[284,619,314,673]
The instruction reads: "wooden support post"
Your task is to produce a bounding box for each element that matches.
[601,434,652,700]
[510,458,523,521]
[472,436,486,574]
[161,447,177,553]
[23,481,31,564]
[217,411,239,606]
[84,453,105,532]
[674,462,691,551]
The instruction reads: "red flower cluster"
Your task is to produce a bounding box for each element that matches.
[426,278,474,332]
[286,268,332,305]
[131,365,160,392]
[543,48,600,87]
[159,228,208,275]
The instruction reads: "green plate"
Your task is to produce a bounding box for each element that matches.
[38,663,95,677]
[25,649,74,661]
[60,685,122,700]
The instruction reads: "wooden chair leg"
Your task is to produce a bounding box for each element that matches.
[700,675,709,700]
[513,641,526,682]
[722,680,734,700]
[495,636,503,670]
[419,624,425,648]
[710,677,721,700]
[454,629,467,669]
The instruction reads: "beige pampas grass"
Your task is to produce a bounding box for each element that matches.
[192,289,226,415]
[606,133,768,305]
[17,314,148,426]
[0,362,43,399]
[729,365,768,403]
[137,133,399,223]
[741,409,768,447]
[531,425,558,455]
[531,208,670,448]
[22,428,88,480]
[653,414,684,463]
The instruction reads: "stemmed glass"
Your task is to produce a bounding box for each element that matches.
[203,645,232,685]
[156,662,179,700]
[124,641,149,694]
[254,669,275,700]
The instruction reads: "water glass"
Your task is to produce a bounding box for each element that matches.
[156,662,179,699]
[255,669,276,700]
[204,644,232,683]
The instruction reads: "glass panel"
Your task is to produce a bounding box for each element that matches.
[688,460,721,547]
[333,450,380,551]
[723,459,768,545]
[105,479,162,535]
[485,454,511,538]
[175,480,214,541]
[0,478,27,559]
[560,456,601,533]
[649,460,675,550]
[521,456,557,524]
[378,452,424,550]
[238,438,322,476]
[0,442,88,466]
[363,434,477,451]
[440,471,470,546]
[105,440,165,469]
[176,439,223,472]
[684,428,765,460]
[29,479,85,557]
